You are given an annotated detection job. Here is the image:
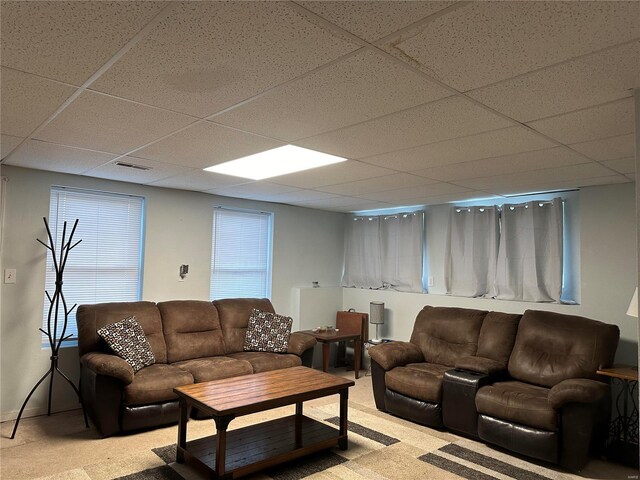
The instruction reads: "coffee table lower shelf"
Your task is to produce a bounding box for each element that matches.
[178,415,344,479]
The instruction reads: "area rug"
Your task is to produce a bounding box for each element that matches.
[113,403,582,480]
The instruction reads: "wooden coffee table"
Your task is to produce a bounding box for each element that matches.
[173,366,354,479]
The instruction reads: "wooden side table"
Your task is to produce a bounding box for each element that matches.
[302,330,362,379]
[597,364,639,468]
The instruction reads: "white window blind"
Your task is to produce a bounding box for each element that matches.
[210,207,273,300]
[43,187,144,345]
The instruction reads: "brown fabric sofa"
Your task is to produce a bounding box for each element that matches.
[77,298,316,437]
[368,306,619,471]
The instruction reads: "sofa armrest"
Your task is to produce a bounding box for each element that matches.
[548,378,609,409]
[368,341,424,371]
[455,356,506,375]
[81,352,134,385]
[287,331,317,356]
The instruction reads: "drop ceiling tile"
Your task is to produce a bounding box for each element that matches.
[0,2,165,85]
[136,121,283,169]
[626,173,635,182]
[318,173,438,196]
[569,134,635,162]
[3,140,116,174]
[273,160,394,189]
[389,2,640,91]
[469,41,640,122]
[261,190,339,203]
[35,91,195,155]
[490,175,630,196]
[411,147,590,182]
[453,162,613,191]
[297,1,454,42]
[86,157,191,184]
[359,183,470,202]
[213,49,451,141]
[296,96,512,159]
[527,98,634,145]
[206,182,299,200]
[601,157,635,175]
[1,68,77,137]
[360,126,555,171]
[1,134,24,160]
[295,196,376,209]
[324,201,397,213]
[91,2,359,117]
[149,169,248,192]
[386,191,503,207]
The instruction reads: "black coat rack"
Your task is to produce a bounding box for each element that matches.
[10,217,88,439]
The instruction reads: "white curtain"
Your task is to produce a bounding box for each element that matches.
[494,197,563,302]
[445,206,499,297]
[342,212,424,292]
[380,211,424,292]
[342,216,382,289]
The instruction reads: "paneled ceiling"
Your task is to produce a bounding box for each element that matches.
[1,1,638,212]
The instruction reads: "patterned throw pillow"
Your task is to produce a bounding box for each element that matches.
[244,309,293,353]
[97,316,155,372]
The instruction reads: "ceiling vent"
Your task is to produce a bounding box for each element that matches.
[115,161,151,171]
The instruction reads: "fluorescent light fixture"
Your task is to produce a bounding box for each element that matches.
[204,145,347,180]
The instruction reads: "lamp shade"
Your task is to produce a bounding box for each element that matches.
[627,287,638,317]
[370,302,384,325]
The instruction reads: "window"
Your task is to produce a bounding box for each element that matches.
[210,207,273,300]
[43,187,145,346]
[342,211,424,293]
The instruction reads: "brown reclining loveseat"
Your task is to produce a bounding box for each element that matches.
[77,298,316,437]
[369,306,619,471]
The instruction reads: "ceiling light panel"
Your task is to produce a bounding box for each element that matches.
[136,121,284,169]
[0,1,165,85]
[90,2,359,117]
[213,50,451,142]
[34,91,194,154]
[388,1,640,91]
[297,96,512,160]
[204,145,347,181]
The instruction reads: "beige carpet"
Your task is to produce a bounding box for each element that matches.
[0,372,636,480]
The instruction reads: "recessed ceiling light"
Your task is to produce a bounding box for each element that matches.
[203,145,347,180]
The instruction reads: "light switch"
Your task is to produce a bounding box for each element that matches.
[4,269,16,284]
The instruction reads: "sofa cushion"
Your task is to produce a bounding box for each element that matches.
[508,310,619,388]
[385,363,450,403]
[214,298,275,354]
[476,311,521,366]
[476,381,558,431]
[172,356,253,382]
[124,364,193,405]
[97,316,155,372]
[227,351,301,373]
[244,309,293,353]
[77,301,167,363]
[158,300,226,363]
[409,306,486,367]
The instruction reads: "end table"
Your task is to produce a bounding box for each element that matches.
[303,330,362,379]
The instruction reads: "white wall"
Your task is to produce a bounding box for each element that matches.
[343,183,638,365]
[0,165,346,420]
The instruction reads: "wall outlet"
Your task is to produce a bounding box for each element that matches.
[4,269,16,284]
[427,276,434,287]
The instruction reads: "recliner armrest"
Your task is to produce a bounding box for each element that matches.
[455,356,506,375]
[368,341,423,371]
[81,352,134,385]
[548,378,608,409]
[287,331,317,356]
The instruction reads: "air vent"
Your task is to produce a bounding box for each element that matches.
[115,161,151,171]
